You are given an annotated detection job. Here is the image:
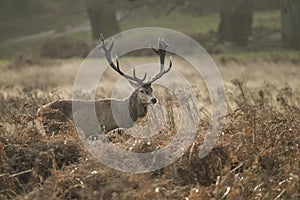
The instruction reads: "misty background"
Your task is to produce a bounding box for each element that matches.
[0,0,299,60]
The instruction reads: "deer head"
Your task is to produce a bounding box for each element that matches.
[99,34,172,106]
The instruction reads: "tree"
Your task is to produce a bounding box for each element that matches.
[85,0,120,40]
[281,0,300,49]
[218,0,253,46]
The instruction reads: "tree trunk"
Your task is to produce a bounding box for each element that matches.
[86,0,120,41]
[218,0,253,46]
[281,0,300,49]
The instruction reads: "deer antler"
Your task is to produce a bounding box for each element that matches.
[99,34,146,84]
[145,38,172,85]
[99,34,172,85]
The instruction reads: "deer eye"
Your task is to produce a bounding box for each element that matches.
[140,90,145,94]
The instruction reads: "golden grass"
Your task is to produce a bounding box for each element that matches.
[0,59,299,199]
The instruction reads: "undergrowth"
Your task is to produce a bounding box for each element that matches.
[0,79,299,199]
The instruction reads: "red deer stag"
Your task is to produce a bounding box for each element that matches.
[38,35,172,136]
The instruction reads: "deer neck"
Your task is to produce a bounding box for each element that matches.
[128,91,148,122]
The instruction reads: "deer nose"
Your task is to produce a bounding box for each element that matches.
[151,98,157,104]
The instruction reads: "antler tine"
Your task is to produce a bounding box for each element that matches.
[133,67,147,82]
[159,39,169,65]
[100,33,105,43]
[151,37,161,55]
[99,34,147,84]
[147,56,172,84]
[146,38,172,84]
[166,56,172,73]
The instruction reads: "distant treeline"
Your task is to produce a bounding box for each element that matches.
[182,0,279,14]
[0,0,280,19]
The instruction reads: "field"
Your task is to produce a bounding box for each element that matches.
[1,5,300,199]
[0,55,299,199]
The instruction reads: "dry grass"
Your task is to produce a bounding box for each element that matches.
[0,58,299,199]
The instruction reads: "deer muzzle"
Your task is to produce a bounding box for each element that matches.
[150,97,157,104]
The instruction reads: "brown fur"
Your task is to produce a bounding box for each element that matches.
[37,84,155,135]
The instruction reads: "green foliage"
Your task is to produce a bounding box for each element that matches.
[121,11,219,35]
[0,7,292,61]
[0,0,87,43]
[253,10,281,30]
